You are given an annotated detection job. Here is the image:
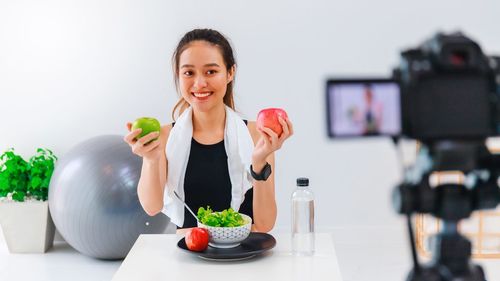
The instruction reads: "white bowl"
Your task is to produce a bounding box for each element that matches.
[197,214,252,248]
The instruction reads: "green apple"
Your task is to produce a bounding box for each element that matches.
[132,117,161,142]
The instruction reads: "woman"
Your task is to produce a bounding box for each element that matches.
[361,85,383,135]
[123,29,293,233]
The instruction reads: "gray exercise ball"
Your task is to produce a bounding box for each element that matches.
[49,135,169,260]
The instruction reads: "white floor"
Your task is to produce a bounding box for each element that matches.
[2,226,500,281]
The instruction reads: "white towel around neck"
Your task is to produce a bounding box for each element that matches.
[161,106,254,227]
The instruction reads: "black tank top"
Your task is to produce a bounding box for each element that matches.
[173,121,254,228]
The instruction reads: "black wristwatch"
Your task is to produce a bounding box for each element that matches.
[250,162,272,181]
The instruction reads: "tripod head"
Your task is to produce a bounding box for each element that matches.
[393,140,500,281]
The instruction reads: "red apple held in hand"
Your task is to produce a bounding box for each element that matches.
[185,227,209,252]
[256,108,289,137]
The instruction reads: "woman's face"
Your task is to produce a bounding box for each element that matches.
[178,40,234,113]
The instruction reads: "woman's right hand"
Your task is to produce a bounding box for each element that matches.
[123,122,163,162]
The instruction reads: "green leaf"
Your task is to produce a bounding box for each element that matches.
[30,177,42,188]
[197,205,246,227]
[0,178,8,190]
[0,148,56,201]
[12,191,25,202]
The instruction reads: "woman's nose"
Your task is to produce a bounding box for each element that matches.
[193,75,208,88]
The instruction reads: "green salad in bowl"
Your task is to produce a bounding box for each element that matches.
[197,206,248,227]
[197,206,252,248]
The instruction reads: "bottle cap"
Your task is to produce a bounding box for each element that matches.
[296,177,309,186]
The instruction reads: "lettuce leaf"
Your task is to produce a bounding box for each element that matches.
[197,206,246,227]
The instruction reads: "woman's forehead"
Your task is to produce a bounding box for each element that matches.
[179,41,224,67]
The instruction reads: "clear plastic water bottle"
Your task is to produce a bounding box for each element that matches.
[291,177,315,256]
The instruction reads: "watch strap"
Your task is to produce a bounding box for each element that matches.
[250,162,272,181]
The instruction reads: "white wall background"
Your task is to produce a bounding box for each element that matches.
[1,0,499,233]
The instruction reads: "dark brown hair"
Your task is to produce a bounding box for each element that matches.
[171,29,236,120]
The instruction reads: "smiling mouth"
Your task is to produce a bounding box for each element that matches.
[192,92,213,99]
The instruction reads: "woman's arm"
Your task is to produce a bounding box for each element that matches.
[247,118,293,232]
[130,124,172,216]
[250,148,277,232]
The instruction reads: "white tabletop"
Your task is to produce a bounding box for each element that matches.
[112,233,343,281]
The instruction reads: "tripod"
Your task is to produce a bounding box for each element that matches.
[393,140,500,281]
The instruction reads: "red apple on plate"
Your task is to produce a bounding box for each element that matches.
[185,227,209,252]
[256,108,288,136]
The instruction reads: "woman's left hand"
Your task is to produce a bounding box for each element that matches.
[252,116,294,165]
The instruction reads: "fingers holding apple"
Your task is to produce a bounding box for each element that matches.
[136,131,161,146]
[277,115,294,140]
[259,126,279,145]
[185,227,209,252]
[132,134,161,154]
[123,127,143,145]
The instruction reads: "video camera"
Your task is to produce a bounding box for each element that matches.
[326,31,500,143]
[326,32,500,281]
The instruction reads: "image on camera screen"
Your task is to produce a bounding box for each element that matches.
[327,79,402,137]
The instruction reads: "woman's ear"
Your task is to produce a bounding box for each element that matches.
[227,65,236,84]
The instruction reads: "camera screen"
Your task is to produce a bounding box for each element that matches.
[326,79,402,137]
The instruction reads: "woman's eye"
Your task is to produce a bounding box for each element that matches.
[207,70,217,75]
[183,71,193,76]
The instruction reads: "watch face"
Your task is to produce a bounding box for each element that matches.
[252,163,271,181]
[262,164,271,179]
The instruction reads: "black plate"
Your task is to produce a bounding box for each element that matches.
[177,232,276,261]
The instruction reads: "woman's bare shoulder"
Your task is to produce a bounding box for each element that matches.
[246,121,259,144]
[159,123,173,145]
[161,123,173,132]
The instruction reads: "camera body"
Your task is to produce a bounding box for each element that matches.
[326,32,500,143]
[395,32,500,143]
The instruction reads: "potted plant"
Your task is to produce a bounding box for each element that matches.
[0,148,58,253]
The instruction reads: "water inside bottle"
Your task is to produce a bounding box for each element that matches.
[292,198,315,255]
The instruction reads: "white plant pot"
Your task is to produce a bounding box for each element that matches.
[0,200,56,253]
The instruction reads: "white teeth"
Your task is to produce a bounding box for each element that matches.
[193,92,211,98]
